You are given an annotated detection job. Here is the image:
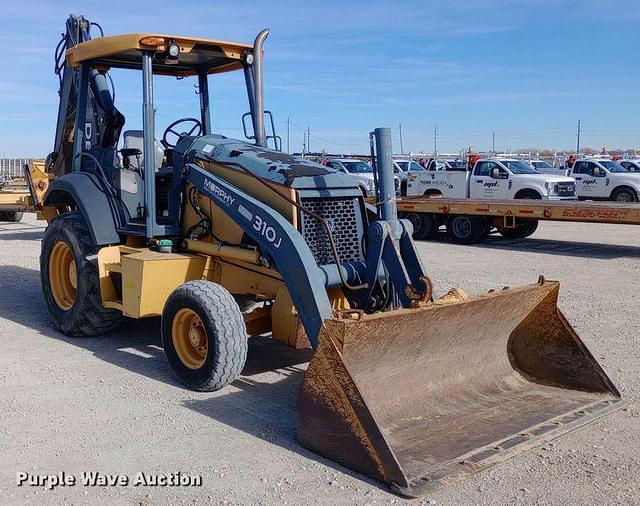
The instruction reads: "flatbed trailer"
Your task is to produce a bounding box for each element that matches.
[395,196,640,244]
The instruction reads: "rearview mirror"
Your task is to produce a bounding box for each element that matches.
[593,167,605,177]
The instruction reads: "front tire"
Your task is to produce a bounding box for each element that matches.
[40,212,123,336]
[162,281,248,391]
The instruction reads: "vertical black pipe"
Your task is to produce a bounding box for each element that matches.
[198,72,211,135]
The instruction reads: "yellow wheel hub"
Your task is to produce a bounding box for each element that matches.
[49,241,77,310]
[172,308,208,369]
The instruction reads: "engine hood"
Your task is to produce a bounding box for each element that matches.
[182,136,358,189]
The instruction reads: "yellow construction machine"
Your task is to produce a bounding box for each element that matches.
[39,15,620,496]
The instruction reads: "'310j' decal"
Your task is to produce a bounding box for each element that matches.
[252,215,282,248]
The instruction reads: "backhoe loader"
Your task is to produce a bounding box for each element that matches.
[39,15,621,496]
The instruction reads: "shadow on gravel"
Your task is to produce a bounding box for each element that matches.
[420,232,640,259]
[0,266,319,408]
[0,265,179,385]
[0,231,44,241]
[184,338,380,487]
[0,267,313,381]
[0,265,367,486]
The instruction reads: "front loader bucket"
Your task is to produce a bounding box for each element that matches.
[298,280,621,497]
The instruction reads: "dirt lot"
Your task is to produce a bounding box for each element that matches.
[0,215,638,505]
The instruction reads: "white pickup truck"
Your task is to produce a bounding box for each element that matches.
[620,159,640,172]
[406,157,577,200]
[566,158,640,202]
[326,158,400,197]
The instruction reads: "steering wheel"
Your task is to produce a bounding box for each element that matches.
[162,118,203,148]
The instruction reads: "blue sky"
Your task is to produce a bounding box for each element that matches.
[0,0,638,156]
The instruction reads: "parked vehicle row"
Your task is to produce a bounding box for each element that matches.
[405,157,577,201]
[322,154,640,203]
[402,156,640,202]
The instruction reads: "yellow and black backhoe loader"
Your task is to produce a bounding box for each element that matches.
[39,15,621,496]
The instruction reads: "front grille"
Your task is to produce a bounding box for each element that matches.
[556,182,575,196]
[300,196,364,266]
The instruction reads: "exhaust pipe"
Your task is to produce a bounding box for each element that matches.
[252,29,269,147]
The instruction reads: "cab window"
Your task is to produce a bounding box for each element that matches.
[474,161,493,177]
[573,161,588,174]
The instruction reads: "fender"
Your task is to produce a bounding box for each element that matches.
[43,173,124,246]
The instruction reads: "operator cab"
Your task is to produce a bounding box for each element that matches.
[61,29,278,237]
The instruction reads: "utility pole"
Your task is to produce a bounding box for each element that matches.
[492,132,495,154]
[287,117,290,153]
[433,125,438,155]
[307,126,311,154]
[576,120,581,154]
[399,123,404,154]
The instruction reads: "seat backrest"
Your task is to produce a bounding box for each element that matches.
[123,130,164,170]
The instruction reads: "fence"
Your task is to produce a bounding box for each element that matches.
[0,158,37,178]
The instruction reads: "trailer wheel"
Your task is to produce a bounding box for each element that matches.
[445,215,485,244]
[497,219,539,239]
[162,280,248,391]
[403,212,437,240]
[41,212,123,336]
[1,211,23,222]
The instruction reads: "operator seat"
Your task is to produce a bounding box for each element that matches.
[121,130,165,172]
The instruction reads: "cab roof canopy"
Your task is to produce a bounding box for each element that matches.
[66,33,253,76]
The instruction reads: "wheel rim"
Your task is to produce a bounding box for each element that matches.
[616,192,631,202]
[172,308,208,369]
[49,241,77,310]
[453,217,471,238]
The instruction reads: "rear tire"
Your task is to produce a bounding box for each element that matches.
[40,212,123,336]
[612,188,637,202]
[497,219,539,239]
[445,215,486,244]
[162,280,247,391]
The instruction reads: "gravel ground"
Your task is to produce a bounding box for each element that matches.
[0,215,638,505]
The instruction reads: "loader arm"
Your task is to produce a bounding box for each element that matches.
[185,163,334,346]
